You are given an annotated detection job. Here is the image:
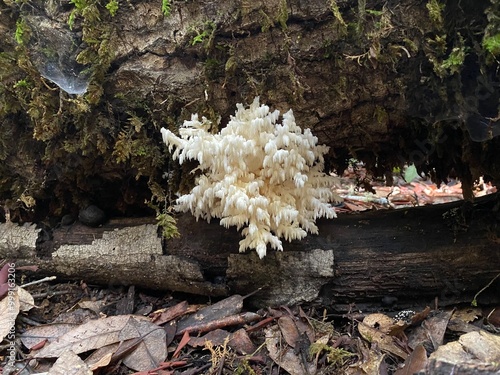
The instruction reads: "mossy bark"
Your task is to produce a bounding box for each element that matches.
[1,0,500,221]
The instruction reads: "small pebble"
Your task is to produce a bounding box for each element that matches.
[60,214,76,226]
[78,205,106,227]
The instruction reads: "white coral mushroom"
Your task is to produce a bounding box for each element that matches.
[161,97,339,258]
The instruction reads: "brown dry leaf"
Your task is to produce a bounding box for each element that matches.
[265,326,316,375]
[176,295,244,334]
[230,328,256,355]
[151,301,188,325]
[88,352,113,371]
[346,349,387,375]
[407,310,452,351]
[47,350,92,375]
[189,329,231,348]
[387,321,410,338]
[0,287,19,342]
[173,331,190,359]
[394,344,428,375]
[362,313,394,334]
[483,307,500,327]
[121,318,168,372]
[34,315,148,358]
[85,342,119,371]
[17,286,35,312]
[453,307,482,323]
[358,321,408,359]
[409,306,431,325]
[294,315,315,344]
[77,300,105,315]
[21,323,77,350]
[448,307,482,334]
[278,316,300,348]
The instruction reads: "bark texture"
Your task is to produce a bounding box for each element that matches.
[0,0,499,220]
[2,194,499,309]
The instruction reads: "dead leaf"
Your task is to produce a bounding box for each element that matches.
[173,331,190,359]
[394,344,428,375]
[363,313,394,334]
[346,345,387,375]
[0,263,11,301]
[265,326,316,375]
[88,352,113,371]
[85,342,119,371]
[0,287,19,342]
[189,329,231,348]
[34,315,148,358]
[278,316,300,348]
[483,307,500,327]
[453,307,481,323]
[409,306,431,325]
[176,312,261,336]
[407,310,452,351]
[176,295,244,334]
[77,300,105,315]
[151,301,188,325]
[21,323,77,350]
[121,318,168,371]
[358,321,408,359]
[47,350,92,375]
[448,307,482,334]
[229,328,256,355]
[17,286,35,312]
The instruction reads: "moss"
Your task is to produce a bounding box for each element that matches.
[14,18,30,45]
[357,0,367,35]
[259,9,274,33]
[330,0,347,33]
[483,33,500,56]
[440,45,466,75]
[373,106,388,126]
[105,0,119,16]
[277,0,288,30]
[426,0,445,28]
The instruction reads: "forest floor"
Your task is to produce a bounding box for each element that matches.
[1,167,499,375]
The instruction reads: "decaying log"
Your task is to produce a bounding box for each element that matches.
[0,194,499,309]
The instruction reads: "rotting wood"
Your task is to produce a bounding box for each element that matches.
[0,194,499,309]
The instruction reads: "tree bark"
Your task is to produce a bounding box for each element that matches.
[2,194,498,309]
[1,0,500,225]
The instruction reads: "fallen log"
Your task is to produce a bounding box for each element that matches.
[0,194,498,309]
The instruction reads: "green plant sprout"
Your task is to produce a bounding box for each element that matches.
[191,21,216,47]
[162,0,171,16]
[106,0,119,16]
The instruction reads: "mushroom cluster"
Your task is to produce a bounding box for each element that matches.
[161,97,339,258]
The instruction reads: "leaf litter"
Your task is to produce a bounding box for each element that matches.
[0,273,499,374]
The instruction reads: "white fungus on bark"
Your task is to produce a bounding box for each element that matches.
[161,97,339,258]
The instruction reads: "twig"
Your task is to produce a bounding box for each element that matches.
[471,272,500,306]
[21,276,57,288]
